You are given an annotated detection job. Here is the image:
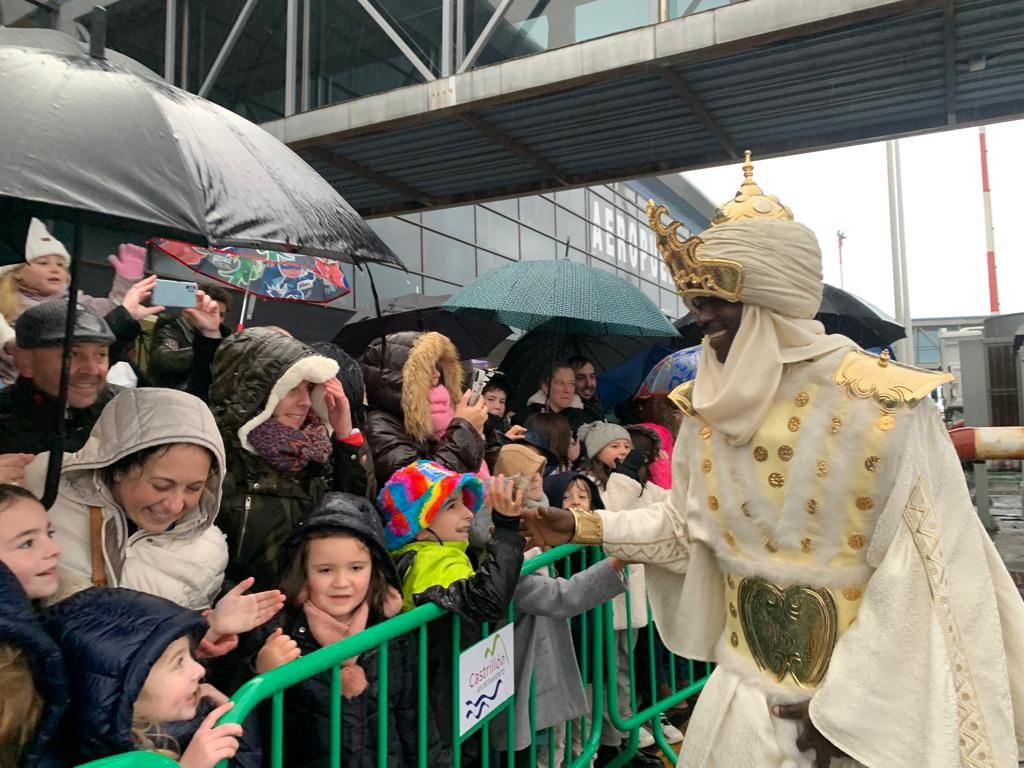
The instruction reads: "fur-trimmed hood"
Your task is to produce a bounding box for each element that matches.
[210,328,339,455]
[361,331,465,442]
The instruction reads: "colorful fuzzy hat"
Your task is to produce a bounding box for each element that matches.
[378,460,485,550]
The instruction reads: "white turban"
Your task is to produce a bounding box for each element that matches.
[689,220,854,445]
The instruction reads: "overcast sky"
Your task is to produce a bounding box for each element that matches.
[683,118,1024,322]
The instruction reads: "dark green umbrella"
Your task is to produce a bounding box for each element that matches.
[443,260,678,337]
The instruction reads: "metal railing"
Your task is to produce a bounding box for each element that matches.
[79,545,709,767]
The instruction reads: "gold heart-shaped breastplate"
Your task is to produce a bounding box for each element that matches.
[737,576,838,687]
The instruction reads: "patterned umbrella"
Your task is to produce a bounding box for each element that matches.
[151,238,351,304]
[636,345,702,399]
[443,260,678,337]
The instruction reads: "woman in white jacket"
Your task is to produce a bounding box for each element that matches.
[28,388,281,629]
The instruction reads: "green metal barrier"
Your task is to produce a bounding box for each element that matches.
[78,546,709,768]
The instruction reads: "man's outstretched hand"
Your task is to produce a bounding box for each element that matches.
[521,506,576,548]
[772,701,849,768]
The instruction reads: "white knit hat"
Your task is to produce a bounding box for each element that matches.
[24,218,71,266]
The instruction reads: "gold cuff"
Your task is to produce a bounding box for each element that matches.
[569,507,603,545]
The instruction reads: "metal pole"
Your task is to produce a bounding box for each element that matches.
[979,126,1000,313]
[455,0,466,68]
[180,0,190,89]
[441,0,452,77]
[894,140,914,363]
[285,0,298,116]
[164,0,177,83]
[198,0,261,98]
[301,0,311,111]
[836,230,846,290]
[886,140,907,360]
[659,0,669,22]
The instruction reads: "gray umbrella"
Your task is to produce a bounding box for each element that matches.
[0,26,401,266]
[0,21,402,505]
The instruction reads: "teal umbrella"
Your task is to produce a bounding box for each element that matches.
[443,260,678,337]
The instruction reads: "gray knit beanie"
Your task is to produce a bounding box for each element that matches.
[578,421,630,459]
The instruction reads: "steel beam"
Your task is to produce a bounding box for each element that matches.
[943,0,957,125]
[455,0,466,68]
[460,113,570,186]
[180,0,190,89]
[301,0,311,111]
[306,147,436,207]
[164,0,177,84]
[660,68,740,159]
[356,0,436,82]
[198,0,260,98]
[456,0,513,75]
[441,0,453,77]
[285,0,298,116]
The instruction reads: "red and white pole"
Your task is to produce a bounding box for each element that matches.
[979,127,1000,313]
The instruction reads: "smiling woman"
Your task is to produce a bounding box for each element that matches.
[25,387,233,612]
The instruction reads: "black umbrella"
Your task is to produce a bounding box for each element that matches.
[0,26,401,266]
[499,321,677,414]
[335,294,511,360]
[673,284,906,349]
[0,20,402,505]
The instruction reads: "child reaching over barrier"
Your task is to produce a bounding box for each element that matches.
[41,586,261,767]
[380,461,525,761]
[251,492,442,767]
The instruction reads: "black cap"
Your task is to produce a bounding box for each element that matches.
[15,302,115,349]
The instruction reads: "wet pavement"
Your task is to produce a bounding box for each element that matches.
[974,471,1024,598]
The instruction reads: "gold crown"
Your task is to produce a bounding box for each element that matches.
[648,150,790,302]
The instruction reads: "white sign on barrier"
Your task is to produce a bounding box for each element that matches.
[458,623,515,736]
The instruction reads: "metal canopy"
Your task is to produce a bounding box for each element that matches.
[261,0,1024,218]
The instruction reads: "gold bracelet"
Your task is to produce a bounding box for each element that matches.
[569,507,604,545]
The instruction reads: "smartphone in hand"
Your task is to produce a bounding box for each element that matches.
[152,279,197,308]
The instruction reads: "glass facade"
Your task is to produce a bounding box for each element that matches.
[35,0,744,118]
[327,179,706,318]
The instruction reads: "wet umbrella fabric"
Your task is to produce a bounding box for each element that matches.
[151,239,351,303]
[335,294,510,359]
[444,260,678,337]
[635,345,702,399]
[0,27,401,267]
[499,323,674,414]
[594,343,676,412]
[673,284,905,349]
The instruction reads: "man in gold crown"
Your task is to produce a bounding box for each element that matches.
[524,154,1024,767]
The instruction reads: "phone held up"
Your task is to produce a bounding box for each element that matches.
[152,278,198,308]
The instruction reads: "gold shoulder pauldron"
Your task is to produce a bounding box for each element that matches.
[832,349,953,408]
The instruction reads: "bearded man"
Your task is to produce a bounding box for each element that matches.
[524,154,1024,768]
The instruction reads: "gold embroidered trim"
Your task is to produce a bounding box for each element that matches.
[570,508,603,545]
[833,349,953,408]
[903,483,996,768]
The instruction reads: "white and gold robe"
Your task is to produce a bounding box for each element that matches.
[598,347,1024,767]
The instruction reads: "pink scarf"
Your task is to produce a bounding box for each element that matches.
[429,384,491,480]
[302,586,403,699]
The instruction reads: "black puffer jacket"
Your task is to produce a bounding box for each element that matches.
[40,587,260,766]
[361,332,484,486]
[210,328,376,591]
[244,494,445,767]
[0,377,119,455]
[0,563,67,768]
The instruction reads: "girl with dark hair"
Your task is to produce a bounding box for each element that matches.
[250,492,442,767]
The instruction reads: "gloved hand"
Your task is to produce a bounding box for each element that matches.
[613,448,648,483]
[107,243,146,280]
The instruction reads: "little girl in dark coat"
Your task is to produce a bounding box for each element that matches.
[252,492,443,768]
